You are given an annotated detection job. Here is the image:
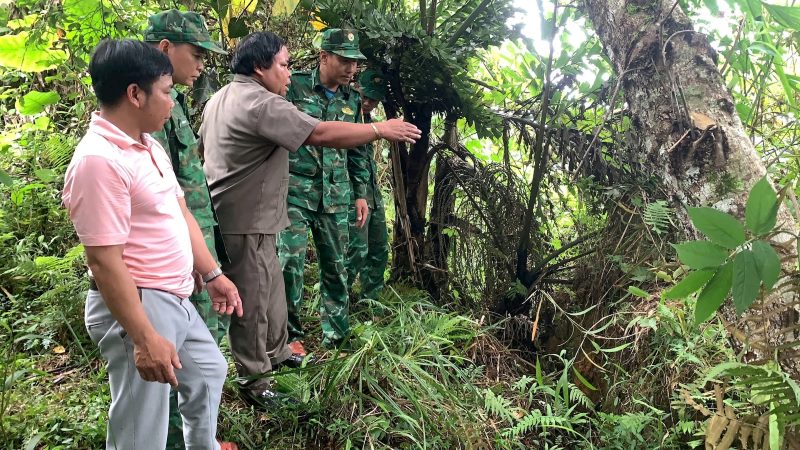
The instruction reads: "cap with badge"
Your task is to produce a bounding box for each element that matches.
[144,9,226,55]
[358,68,386,101]
[320,28,366,60]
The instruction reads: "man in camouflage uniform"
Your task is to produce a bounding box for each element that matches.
[279,29,371,350]
[346,68,389,303]
[144,10,236,450]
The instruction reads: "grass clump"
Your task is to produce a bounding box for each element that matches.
[236,286,493,449]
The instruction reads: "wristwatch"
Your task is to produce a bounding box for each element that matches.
[201,267,223,283]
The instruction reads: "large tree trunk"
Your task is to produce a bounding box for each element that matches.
[385,101,433,284]
[583,0,799,377]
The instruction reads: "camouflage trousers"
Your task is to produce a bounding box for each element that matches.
[346,204,388,302]
[278,203,350,347]
[167,226,230,449]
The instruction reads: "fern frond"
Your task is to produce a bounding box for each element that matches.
[705,362,800,426]
[568,384,594,409]
[642,200,673,235]
[484,389,516,422]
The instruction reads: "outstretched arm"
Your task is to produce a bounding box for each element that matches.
[306,119,421,148]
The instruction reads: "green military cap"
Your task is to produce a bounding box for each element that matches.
[320,28,366,60]
[358,68,386,101]
[144,10,226,55]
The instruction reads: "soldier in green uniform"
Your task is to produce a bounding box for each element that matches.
[144,10,237,450]
[279,29,371,351]
[346,68,389,303]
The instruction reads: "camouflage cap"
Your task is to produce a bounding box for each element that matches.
[358,68,386,101]
[144,10,226,55]
[320,28,366,60]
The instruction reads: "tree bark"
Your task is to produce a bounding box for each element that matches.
[385,101,433,284]
[583,0,799,377]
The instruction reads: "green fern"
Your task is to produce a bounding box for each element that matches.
[567,383,593,409]
[502,405,588,439]
[39,135,76,169]
[642,200,674,235]
[706,362,800,424]
[484,389,516,422]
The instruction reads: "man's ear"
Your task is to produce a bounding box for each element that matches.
[126,84,143,108]
[157,39,171,53]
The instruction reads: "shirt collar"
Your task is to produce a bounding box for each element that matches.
[312,67,350,100]
[170,87,183,103]
[233,73,268,90]
[89,112,156,152]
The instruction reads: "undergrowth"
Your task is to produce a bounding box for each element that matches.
[1,131,795,450]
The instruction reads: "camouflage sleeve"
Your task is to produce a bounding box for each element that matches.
[348,107,370,200]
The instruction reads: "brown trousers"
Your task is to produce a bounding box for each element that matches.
[222,233,291,391]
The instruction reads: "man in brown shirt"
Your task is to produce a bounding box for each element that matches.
[200,31,420,408]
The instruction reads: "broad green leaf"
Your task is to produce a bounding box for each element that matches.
[0,168,11,186]
[7,13,39,30]
[764,3,800,31]
[752,240,781,290]
[230,0,258,15]
[688,207,746,249]
[736,0,763,19]
[672,241,729,269]
[15,90,60,115]
[226,17,249,38]
[272,0,301,16]
[627,286,650,298]
[33,169,56,183]
[695,262,733,324]
[748,40,780,57]
[732,250,760,314]
[0,32,67,72]
[745,177,778,235]
[665,269,715,299]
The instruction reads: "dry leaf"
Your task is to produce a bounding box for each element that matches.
[690,111,716,130]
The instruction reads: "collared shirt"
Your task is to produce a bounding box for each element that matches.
[200,74,320,234]
[62,113,194,298]
[151,88,217,228]
[285,68,370,214]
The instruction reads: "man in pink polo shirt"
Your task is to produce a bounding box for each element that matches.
[62,39,242,449]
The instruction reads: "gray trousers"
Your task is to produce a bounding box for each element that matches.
[222,233,291,391]
[85,288,226,450]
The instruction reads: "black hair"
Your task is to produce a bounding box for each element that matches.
[89,39,173,107]
[231,31,285,75]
